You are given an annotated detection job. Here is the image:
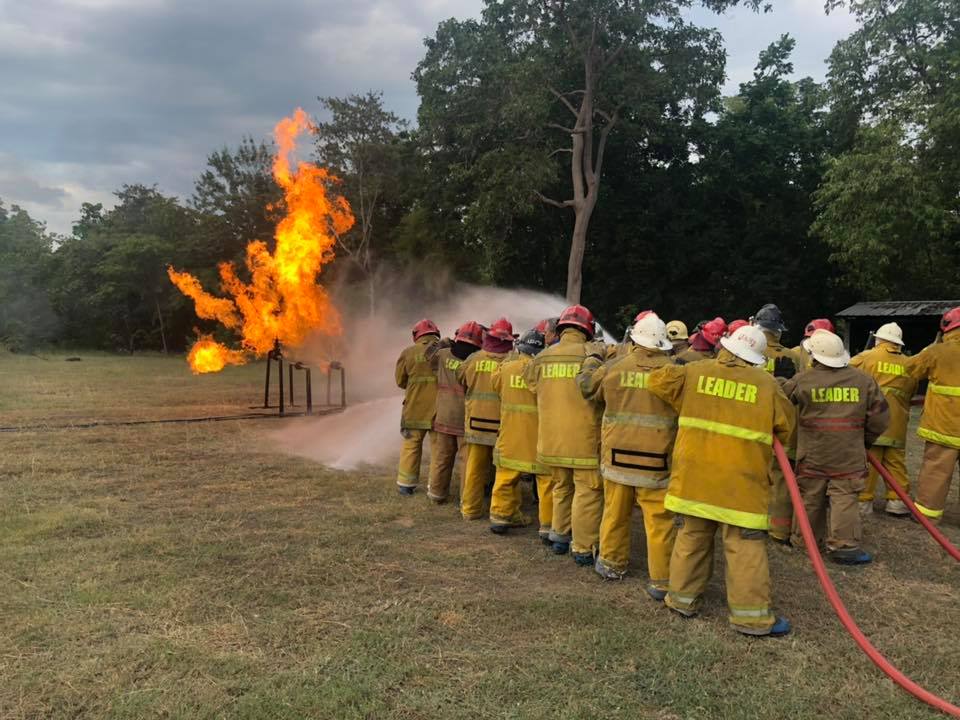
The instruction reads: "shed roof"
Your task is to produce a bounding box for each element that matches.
[837,300,960,318]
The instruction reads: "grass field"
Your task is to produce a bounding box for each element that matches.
[1,351,959,719]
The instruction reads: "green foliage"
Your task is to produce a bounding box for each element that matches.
[814,0,960,299]
[0,201,58,351]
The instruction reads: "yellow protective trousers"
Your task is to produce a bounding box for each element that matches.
[536,474,555,539]
[597,480,675,590]
[666,515,775,634]
[791,473,864,551]
[462,443,494,519]
[546,466,576,544]
[767,460,792,542]
[489,467,524,525]
[396,429,428,488]
[915,441,960,521]
[428,432,462,502]
[571,469,603,555]
[859,446,908,503]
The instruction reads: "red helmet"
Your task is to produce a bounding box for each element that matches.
[557,304,596,339]
[700,317,727,347]
[804,318,835,337]
[941,307,960,334]
[727,319,749,336]
[455,321,484,348]
[412,319,440,341]
[487,317,515,341]
[633,309,654,323]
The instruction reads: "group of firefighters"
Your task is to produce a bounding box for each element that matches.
[394,303,960,638]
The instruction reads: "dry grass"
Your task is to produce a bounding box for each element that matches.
[1,351,959,719]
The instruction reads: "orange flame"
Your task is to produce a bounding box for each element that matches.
[169,108,353,372]
[187,334,247,374]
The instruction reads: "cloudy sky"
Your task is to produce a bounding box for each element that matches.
[0,0,857,235]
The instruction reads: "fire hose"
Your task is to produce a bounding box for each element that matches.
[866,452,960,562]
[773,439,960,718]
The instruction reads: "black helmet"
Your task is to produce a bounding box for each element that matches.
[517,329,546,356]
[752,303,787,333]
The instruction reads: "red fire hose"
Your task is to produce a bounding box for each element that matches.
[773,439,960,718]
[866,452,960,561]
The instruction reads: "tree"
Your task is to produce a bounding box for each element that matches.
[314,92,409,314]
[49,185,197,352]
[0,200,57,351]
[191,137,282,268]
[815,0,960,298]
[417,0,767,303]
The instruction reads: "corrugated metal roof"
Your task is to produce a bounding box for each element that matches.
[837,300,960,318]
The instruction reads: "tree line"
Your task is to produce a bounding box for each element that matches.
[2,0,957,353]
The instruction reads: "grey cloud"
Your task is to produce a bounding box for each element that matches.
[1,0,851,234]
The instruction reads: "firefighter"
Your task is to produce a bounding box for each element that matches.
[751,303,804,544]
[524,304,603,562]
[794,318,835,370]
[426,321,484,503]
[905,307,960,523]
[726,319,749,337]
[666,320,689,355]
[578,311,678,600]
[536,317,560,347]
[457,318,515,520]
[489,329,550,536]
[395,319,441,495]
[849,322,917,517]
[677,317,726,363]
[782,330,889,564]
[646,325,796,637]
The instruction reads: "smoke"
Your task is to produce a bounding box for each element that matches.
[270,283,576,470]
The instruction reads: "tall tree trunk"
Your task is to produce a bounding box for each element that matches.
[154,294,168,354]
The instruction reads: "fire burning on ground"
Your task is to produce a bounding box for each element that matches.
[169,108,354,373]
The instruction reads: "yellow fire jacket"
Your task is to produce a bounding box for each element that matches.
[907,330,960,449]
[457,349,508,446]
[492,354,547,474]
[762,332,804,375]
[578,345,678,488]
[850,341,918,448]
[646,350,796,530]
[428,343,465,436]
[395,335,439,431]
[524,328,601,468]
[791,344,814,370]
[676,347,712,363]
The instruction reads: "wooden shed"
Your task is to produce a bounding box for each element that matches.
[836,300,959,355]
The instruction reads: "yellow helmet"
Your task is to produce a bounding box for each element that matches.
[665,320,688,341]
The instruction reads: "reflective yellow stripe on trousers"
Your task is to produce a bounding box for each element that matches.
[678,416,772,445]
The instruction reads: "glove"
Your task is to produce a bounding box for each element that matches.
[773,356,797,380]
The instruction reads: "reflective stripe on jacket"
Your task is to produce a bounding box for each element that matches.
[850,342,917,448]
[457,349,507,446]
[578,345,677,488]
[429,344,465,436]
[646,350,796,529]
[782,365,889,477]
[908,331,960,448]
[524,328,601,468]
[395,335,439,430]
[492,354,547,474]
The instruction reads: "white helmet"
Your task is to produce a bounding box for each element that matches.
[631,312,673,351]
[719,325,767,366]
[802,329,850,368]
[874,322,904,346]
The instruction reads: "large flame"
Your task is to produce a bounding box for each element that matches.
[169,108,354,373]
